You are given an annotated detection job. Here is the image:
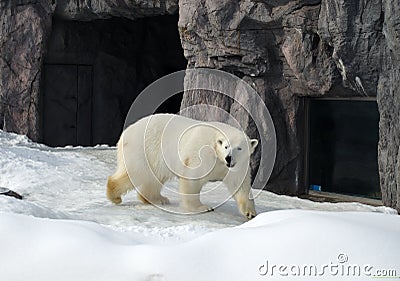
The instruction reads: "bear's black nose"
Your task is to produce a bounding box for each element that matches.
[225,155,232,166]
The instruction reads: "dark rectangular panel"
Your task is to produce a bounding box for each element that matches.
[43,65,77,147]
[77,65,93,146]
[308,100,381,198]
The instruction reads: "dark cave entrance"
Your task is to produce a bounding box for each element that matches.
[41,15,187,147]
[305,98,381,199]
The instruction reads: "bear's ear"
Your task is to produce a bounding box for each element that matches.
[250,139,258,153]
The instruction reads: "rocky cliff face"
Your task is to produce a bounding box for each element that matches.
[0,0,399,211]
[54,0,178,20]
[0,0,54,140]
[377,0,400,211]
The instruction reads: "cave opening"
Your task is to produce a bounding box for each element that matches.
[40,15,187,147]
[305,98,381,199]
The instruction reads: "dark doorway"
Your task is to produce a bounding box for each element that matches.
[155,93,184,114]
[307,99,381,198]
[41,15,187,146]
[43,64,93,147]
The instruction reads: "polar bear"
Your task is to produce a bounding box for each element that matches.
[107,113,258,219]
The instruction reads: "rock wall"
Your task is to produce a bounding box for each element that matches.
[0,0,54,140]
[377,0,400,211]
[54,0,178,20]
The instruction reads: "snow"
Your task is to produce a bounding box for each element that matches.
[0,130,399,281]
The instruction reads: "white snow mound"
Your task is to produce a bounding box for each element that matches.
[0,130,399,281]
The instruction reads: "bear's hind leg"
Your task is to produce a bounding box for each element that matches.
[137,182,170,206]
[107,172,134,204]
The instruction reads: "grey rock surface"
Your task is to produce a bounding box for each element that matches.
[55,0,178,20]
[377,0,400,212]
[0,0,55,141]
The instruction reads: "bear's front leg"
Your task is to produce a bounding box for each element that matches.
[235,194,256,220]
[179,178,214,214]
[224,170,257,219]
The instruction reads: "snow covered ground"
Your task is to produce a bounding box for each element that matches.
[0,130,399,281]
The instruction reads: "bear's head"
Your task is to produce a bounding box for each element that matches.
[216,134,258,169]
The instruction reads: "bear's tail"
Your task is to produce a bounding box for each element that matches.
[106,172,133,204]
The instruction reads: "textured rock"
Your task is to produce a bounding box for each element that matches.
[318,0,384,96]
[378,66,400,212]
[377,0,400,212]
[55,0,178,20]
[0,0,55,141]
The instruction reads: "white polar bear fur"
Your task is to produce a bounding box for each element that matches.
[107,113,258,219]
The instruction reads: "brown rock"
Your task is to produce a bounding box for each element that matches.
[0,0,55,141]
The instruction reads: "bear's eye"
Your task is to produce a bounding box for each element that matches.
[237,147,242,151]
[218,140,223,145]
[225,146,228,149]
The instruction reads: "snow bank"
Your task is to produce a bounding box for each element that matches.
[1,130,399,280]
[1,210,399,281]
